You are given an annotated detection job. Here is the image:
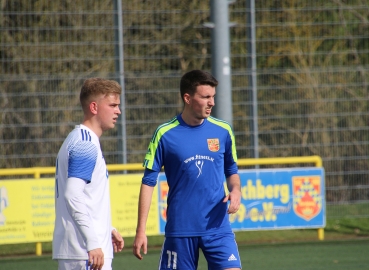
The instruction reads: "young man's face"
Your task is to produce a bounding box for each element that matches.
[96,93,121,131]
[186,84,215,120]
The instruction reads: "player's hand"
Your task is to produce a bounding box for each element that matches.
[132,231,148,260]
[223,188,241,214]
[112,229,124,252]
[88,248,104,270]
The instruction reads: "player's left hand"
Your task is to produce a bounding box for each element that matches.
[223,189,241,214]
[111,229,124,252]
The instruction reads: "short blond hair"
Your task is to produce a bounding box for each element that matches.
[80,78,121,111]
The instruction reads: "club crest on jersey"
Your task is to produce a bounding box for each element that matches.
[207,138,220,152]
[292,176,322,221]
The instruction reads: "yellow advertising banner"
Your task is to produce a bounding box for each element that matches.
[0,174,158,245]
[109,174,159,237]
[0,179,54,244]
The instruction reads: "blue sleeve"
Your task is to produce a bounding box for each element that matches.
[68,141,97,183]
[143,138,165,172]
[142,168,159,187]
[224,132,238,178]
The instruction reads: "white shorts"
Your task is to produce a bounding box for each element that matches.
[57,259,112,270]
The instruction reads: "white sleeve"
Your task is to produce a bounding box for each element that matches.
[64,177,100,251]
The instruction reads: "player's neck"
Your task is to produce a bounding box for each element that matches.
[82,118,103,137]
[181,111,204,126]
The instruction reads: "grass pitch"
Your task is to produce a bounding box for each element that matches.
[1,216,368,269]
[1,238,368,270]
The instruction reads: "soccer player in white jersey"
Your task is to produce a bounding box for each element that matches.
[53,78,124,270]
[133,70,242,270]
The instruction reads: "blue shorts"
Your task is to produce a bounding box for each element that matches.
[158,232,241,270]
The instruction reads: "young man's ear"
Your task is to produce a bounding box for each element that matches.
[183,93,191,105]
[89,101,98,115]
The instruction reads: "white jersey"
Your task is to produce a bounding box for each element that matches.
[52,124,113,260]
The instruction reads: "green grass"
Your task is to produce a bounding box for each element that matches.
[1,217,368,258]
[326,202,369,218]
[129,239,369,270]
[1,239,368,270]
[1,216,368,269]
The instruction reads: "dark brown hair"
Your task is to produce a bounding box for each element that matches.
[179,70,218,102]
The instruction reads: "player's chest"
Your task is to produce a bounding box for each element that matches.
[163,132,225,160]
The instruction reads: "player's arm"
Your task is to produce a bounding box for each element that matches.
[64,140,104,269]
[133,183,155,260]
[65,177,100,249]
[111,227,124,252]
[64,177,104,269]
[65,141,101,249]
[223,128,241,214]
[133,168,158,260]
[223,173,242,214]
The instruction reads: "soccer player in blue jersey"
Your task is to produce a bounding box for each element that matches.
[133,70,242,270]
[53,78,124,270]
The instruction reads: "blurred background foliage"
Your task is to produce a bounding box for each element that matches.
[0,0,369,210]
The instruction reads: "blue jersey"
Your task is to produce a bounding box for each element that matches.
[143,114,238,237]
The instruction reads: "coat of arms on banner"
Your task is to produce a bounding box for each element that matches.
[159,181,169,222]
[207,138,220,152]
[292,176,322,221]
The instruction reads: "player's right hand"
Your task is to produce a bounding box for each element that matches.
[132,231,148,260]
[88,248,104,270]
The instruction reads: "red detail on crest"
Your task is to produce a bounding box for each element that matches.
[293,176,322,221]
[159,181,169,222]
[207,139,220,152]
